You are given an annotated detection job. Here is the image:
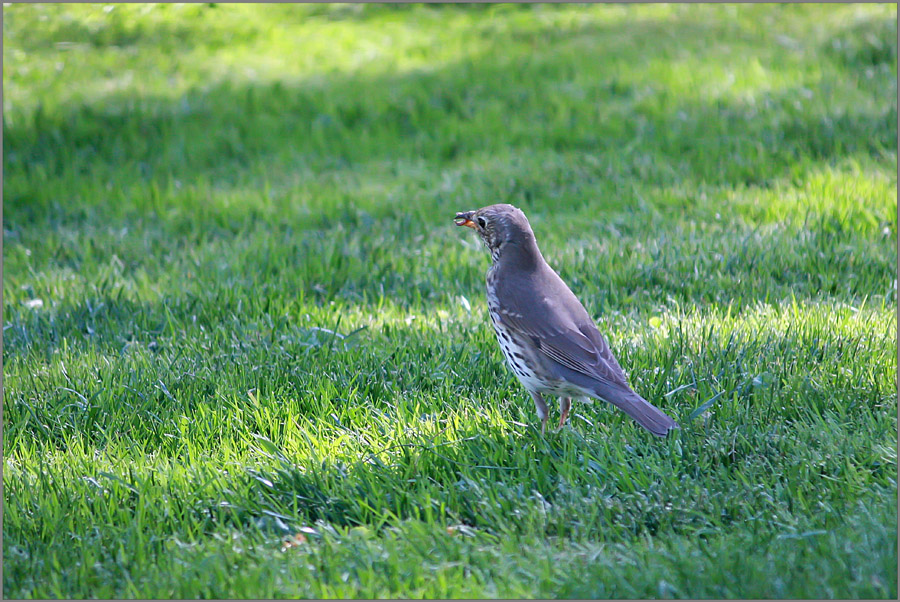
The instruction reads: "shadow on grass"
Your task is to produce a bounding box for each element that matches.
[4,8,896,226]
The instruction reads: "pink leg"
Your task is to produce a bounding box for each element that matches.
[558,397,571,430]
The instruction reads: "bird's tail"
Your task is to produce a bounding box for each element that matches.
[593,382,679,437]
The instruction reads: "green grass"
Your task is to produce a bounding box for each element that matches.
[3,3,897,598]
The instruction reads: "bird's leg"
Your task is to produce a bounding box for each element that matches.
[558,396,571,431]
[530,392,549,435]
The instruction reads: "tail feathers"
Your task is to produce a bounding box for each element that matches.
[593,383,679,437]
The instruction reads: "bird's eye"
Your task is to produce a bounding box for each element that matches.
[477,217,487,228]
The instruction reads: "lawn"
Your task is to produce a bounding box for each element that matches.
[2,3,897,599]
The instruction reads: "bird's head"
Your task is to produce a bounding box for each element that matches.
[454,203,537,262]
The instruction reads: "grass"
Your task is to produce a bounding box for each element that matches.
[2,3,897,598]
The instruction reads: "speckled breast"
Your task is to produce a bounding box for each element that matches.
[485,268,555,395]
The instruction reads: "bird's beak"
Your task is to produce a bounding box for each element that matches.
[454,211,477,229]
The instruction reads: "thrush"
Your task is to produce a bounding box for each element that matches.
[454,203,678,437]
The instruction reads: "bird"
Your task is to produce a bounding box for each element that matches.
[454,203,678,437]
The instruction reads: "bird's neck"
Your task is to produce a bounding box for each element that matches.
[494,235,543,271]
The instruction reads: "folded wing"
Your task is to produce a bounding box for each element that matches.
[493,264,630,390]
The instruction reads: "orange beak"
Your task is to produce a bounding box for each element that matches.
[454,211,477,229]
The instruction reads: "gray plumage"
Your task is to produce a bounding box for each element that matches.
[455,203,678,437]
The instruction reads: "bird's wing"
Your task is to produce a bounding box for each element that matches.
[494,265,630,389]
